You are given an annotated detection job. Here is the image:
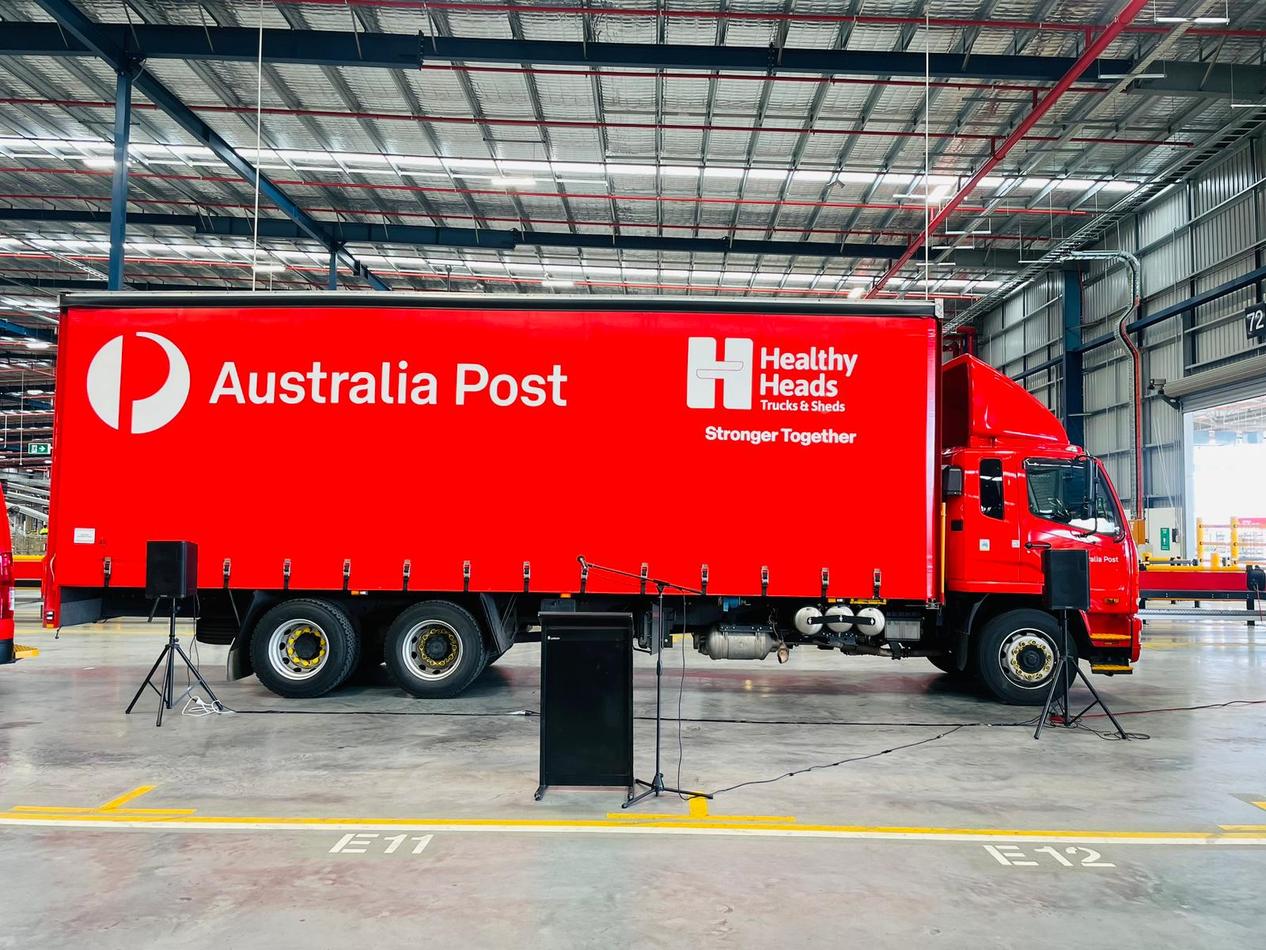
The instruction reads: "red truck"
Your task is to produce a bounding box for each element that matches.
[43,293,1140,704]
[0,485,13,665]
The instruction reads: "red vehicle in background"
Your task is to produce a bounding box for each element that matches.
[42,293,1139,704]
[0,484,15,664]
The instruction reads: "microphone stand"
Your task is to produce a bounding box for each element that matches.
[577,556,711,807]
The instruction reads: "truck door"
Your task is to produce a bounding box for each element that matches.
[1017,457,1132,613]
[964,456,1019,587]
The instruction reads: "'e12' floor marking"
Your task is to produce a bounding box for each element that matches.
[984,844,1115,868]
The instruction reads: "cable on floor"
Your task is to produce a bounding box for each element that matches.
[707,725,968,797]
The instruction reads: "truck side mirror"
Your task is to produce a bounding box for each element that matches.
[942,465,964,498]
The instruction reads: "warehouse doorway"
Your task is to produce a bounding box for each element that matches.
[1183,392,1266,565]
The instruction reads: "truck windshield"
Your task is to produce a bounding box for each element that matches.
[1025,459,1122,536]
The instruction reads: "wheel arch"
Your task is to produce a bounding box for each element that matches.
[957,593,1091,659]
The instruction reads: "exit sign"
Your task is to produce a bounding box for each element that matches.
[26,442,50,456]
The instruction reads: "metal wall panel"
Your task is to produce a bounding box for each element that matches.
[974,133,1266,518]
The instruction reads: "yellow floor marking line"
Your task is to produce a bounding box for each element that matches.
[8,786,197,819]
[100,786,156,810]
[3,786,1266,845]
[604,795,794,824]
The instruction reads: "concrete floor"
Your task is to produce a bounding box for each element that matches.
[2,593,1265,949]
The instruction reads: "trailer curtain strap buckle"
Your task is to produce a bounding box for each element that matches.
[222,558,231,590]
[579,560,589,594]
[523,561,531,593]
[102,556,112,588]
[821,567,830,601]
[341,559,351,592]
[282,558,292,591]
[402,559,412,592]
[640,563,648,595]
[462,560,471,593]
[700,564,709,596]
[761,565,769,598]
[873,569,882,599]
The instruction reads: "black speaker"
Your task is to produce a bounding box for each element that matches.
[537,612,634,797]
[1043,548,1090,611]
[145,540,198,599]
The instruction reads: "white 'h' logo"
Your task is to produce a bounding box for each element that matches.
[686,337,753,410]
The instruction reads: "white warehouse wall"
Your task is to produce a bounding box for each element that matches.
[975,134,1266,517]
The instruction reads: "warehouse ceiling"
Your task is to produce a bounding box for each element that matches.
[3,0,1266,467]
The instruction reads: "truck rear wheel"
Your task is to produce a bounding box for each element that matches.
[383,600,487,698]
[251,599,360,699]
[974,608,1076,705]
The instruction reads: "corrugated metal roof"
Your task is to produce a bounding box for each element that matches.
[0,0,1264,446]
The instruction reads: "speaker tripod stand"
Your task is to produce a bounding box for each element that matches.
[1034,608,1127,740]
[623,581,711,808]
[125,595,223,727]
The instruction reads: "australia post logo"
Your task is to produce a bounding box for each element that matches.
[83,331,570,433]
[87,332,191,434]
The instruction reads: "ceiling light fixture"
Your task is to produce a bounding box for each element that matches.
[490,176,536,187]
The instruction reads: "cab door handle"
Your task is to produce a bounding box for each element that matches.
[1025,541,1052,550]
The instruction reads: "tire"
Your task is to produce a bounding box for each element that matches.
[383,600,487,699]
[927,653,966,676]
[250,598,360,699]
[973,608,1076,705]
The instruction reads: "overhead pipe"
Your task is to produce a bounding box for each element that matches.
[1064,250,1145,527]
[866,0,1152,299]
[279,1,1266,40]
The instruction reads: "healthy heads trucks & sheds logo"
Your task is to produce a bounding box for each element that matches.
[686,336,860,447]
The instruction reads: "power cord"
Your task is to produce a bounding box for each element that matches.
[707,725,968,797]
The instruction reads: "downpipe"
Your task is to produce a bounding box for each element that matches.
[1063,250,1145,533]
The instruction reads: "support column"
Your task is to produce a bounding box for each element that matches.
[1061,269,1085,447]
[327,248,338,290]
[107,68,132,291]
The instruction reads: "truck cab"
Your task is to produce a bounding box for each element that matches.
[941,356,1140,703]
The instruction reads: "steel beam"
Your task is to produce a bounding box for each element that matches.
[5,20,1266,98]
[0,208,905,260]
[30,1,389,292]
[0,318,56,343]
[228,219,904,259]
[1061,269,1085,446]
[107,68,131,291]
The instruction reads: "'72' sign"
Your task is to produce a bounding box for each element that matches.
[1248,304,1266,342]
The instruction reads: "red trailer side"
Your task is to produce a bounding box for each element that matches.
[47,296,939,606]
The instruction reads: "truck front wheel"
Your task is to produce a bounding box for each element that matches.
[384,600,487,698]
[250,599,360,699]
[974,608,1076,705]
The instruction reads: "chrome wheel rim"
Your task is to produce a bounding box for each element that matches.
[998,628,1058,689]
[401,620,463,681]
[267,618,330,681]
